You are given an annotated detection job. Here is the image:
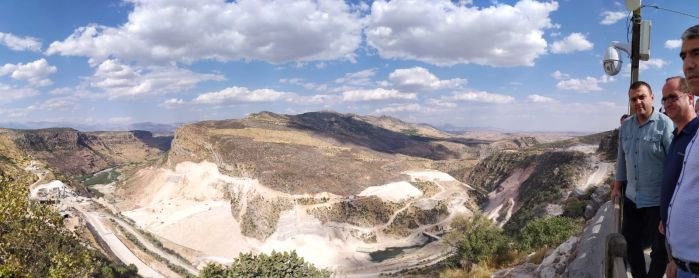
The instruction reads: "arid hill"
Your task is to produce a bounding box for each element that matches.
[0,128,172,177]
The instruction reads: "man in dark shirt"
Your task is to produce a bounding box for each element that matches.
[659,76,697,277]
[660,76,697,229]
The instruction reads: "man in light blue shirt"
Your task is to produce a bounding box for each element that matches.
[667,24,699,278]
[611,81,674,278]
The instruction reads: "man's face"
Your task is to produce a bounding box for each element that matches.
[629,85,654,118]
[682,38,699,92]
[662,79,691,122]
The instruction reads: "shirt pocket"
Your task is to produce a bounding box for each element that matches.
[641,134,663,157]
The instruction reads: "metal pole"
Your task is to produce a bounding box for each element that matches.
[629,9,642,116]
[630,9,641,84]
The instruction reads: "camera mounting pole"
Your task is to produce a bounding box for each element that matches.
[630,8,642,85]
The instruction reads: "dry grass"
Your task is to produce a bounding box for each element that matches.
[529,246,551,264]
[440,265,493,278]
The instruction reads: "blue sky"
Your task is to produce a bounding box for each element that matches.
[0,0,696,132]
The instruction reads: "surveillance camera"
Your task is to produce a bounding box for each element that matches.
[603,46,623,76]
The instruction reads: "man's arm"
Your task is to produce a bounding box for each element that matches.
[611,180,623,201]
[612,128,627,201]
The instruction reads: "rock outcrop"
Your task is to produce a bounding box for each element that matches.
[3,128,171,177]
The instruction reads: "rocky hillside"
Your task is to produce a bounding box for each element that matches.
[1,128,172,177]
[453,135,610,234]
[166,111,500,195]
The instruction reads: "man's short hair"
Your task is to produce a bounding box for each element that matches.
[683,24,699,41]
[666,76,690,94]
[630,80,653,95]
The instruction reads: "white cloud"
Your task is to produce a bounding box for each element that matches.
[665,40,682,49]
[280,78,328,91]
[447,91,515,104]
[0,32,42,52]
[527,94,555,103]
[384,67,465,91]
[90,59,224,99]
[0,59,57,86]
[0,83,39,103]
[373,103,423,114]
[37,97,77,111]
[550,33,593,54]
[556,75,613,92]
[160,98,186,109]
[342,88,416,102]
[598,101,617,108]
[639,58,666,71]
[49,87,73,95]
[551,70,570,80]
[46,0,363,65]
[295,94,338,105]
[365,0,558,67]
[600,11,626,25]
[426,98,457,108]
[193,87,295,105]
[335,69,377,86]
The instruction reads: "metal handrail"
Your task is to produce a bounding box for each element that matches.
[605,195,628,278]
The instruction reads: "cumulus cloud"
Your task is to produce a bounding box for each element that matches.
[342,88,416,102]
[383,67,465,91]
[598,101,617,108]
[0,59,57,86]
[0,83,39,103]
[295,94,338,105]
[600,11,626,25]
[160,98,186,109]
[665,40,681,49]
[556,75,613,92]
[31,97,78,111]
[365,0,558,67]
[447,91,515,104]
[372,103,423,114]
[46,0,363,65]
[550,33,593,54]
[527,94,555,103]
[90,59,224,99]
[551,70,570,80]
[334,69,377,87]
[639,58,666,71]
[193,87,295,105]
[280,78,328,91]
[0,32,42,52]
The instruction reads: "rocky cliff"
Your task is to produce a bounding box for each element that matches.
[2,128,171,177]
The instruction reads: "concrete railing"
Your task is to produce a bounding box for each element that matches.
[604,196,627,278]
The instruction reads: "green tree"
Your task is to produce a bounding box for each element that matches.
[0,170,137,277]
[443,214,511,268]
[517,216,582,252]
[199,251,331,278]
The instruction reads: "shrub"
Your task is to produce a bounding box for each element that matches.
[443,214,511,269]
[517,216,582,252]
[0,171,137,277]
[198,250,331,278]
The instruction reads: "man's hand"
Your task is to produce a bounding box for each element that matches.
[610,180,622,201]
[667,260,676,278]
[659,221,665,235]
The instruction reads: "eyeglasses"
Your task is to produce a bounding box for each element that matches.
[662,93,686,105]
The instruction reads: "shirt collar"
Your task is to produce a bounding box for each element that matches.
[647,107,660,122]
[679,116,699,136]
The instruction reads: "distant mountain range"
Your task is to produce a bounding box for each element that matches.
[0,121,181,133]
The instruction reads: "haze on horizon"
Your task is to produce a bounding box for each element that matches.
[0,0,695,132]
